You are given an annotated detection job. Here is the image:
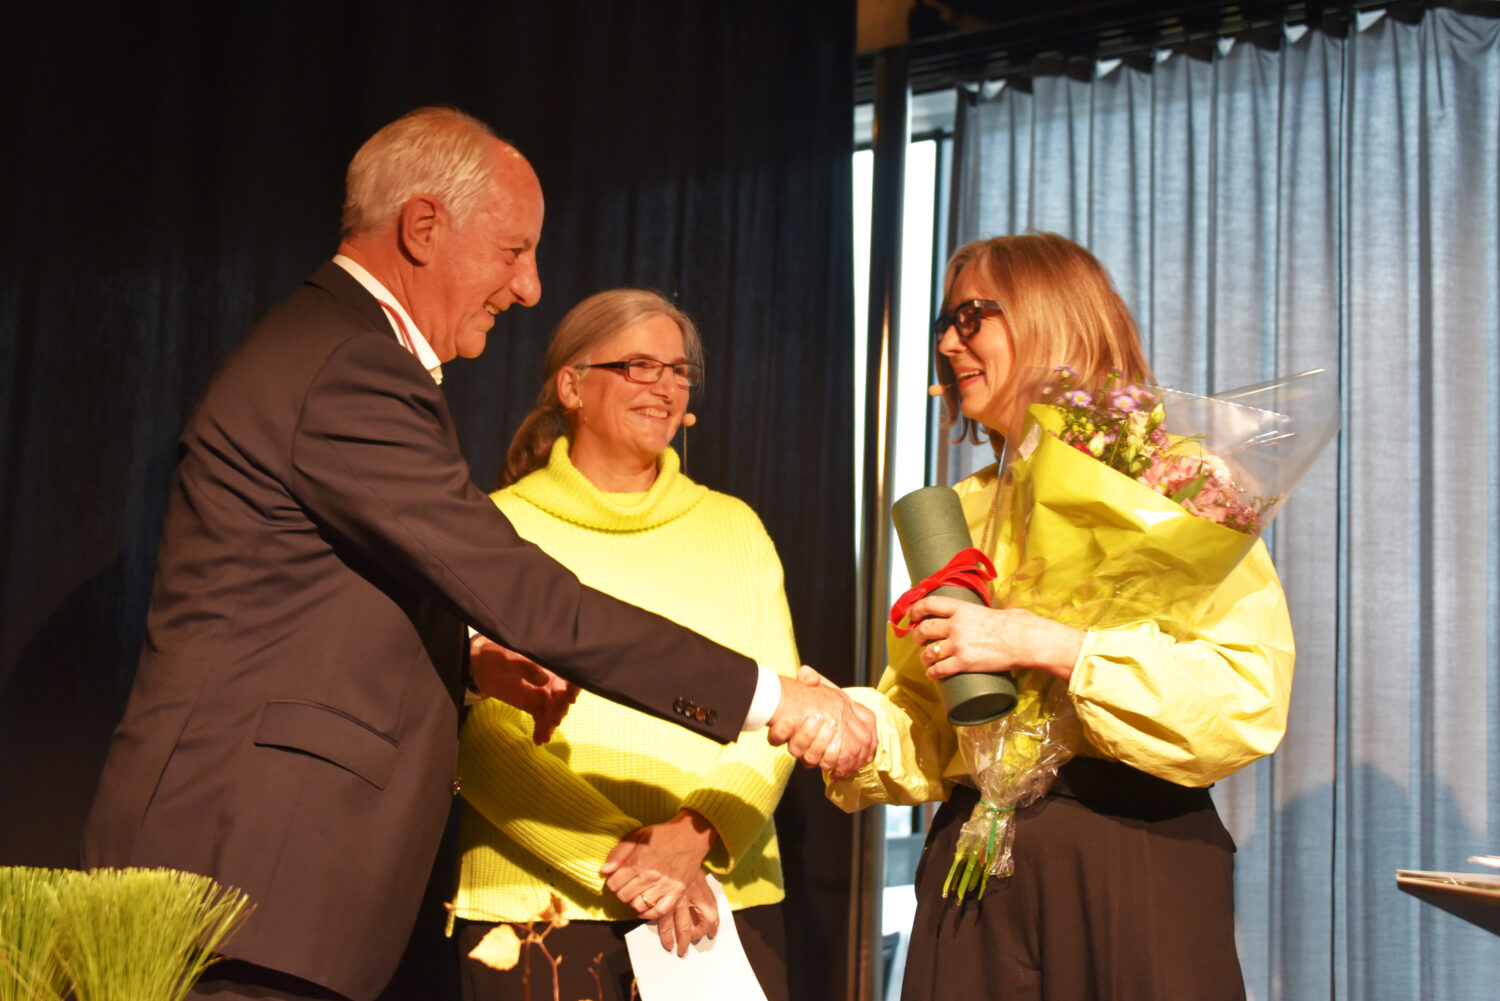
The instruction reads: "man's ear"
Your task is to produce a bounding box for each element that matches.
[397,196,442,265]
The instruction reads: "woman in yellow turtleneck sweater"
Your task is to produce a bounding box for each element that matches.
[449,289,798,1001]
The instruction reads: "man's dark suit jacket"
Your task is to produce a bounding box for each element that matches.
[81,263,758,1001]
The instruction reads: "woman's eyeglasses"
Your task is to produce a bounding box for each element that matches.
[577,358,703,389]
[932,299,1003,340]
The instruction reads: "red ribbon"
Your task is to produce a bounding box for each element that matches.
[889,547,997,637]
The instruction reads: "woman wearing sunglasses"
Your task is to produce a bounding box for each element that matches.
[447,289,797,1001]
[825,233,1294,1000]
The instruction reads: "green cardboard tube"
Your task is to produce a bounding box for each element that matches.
[892,486,1017,726]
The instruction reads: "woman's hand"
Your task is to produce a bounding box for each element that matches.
[904,596,1084,682]
[602,809,718,922]
[655,871,721,956]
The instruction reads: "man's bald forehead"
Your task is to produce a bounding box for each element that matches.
[486,139,542,197]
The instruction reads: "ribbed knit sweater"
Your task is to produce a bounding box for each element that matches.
[449,437,799,924]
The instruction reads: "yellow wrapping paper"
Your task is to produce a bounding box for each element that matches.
[944,403,1263,899]
[997,405,1257,634]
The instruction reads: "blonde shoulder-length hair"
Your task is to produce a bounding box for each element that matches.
[934,232,1154,446]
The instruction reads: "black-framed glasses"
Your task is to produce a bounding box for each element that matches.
[933,299,1003,340]
[578,358,703,389]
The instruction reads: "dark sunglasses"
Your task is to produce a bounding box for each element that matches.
[933,299,1003,340]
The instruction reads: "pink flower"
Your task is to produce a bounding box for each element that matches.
[1042,365,1269,535]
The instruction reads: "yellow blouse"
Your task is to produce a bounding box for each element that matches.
[827,462,1296,812]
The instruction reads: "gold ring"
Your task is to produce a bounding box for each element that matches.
[932,642,942,660]
[639,893,652,909]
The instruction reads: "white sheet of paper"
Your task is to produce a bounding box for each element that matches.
[624,874,769,1001]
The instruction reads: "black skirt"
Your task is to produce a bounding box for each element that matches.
[900,758,1245,1001]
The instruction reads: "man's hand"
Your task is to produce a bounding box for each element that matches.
[655,872,720,956]
[602,810,717,924]
[765,666,876,781]
[468,635,579,744]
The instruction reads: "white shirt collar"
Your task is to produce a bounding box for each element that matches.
[331,254,443,384]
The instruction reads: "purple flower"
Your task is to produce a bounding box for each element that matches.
[1061,390,1091,408]
[1110,392,1138,413]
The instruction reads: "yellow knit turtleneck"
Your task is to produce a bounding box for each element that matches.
[450,437,799,924]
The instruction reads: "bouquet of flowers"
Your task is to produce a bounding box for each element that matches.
[938,366,1338,900]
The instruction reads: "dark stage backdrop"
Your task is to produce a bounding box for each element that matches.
[0,3,857,999]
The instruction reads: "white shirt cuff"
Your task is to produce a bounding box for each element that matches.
[741,664,782,731]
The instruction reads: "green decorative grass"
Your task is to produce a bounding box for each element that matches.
[0,866,68,1001]
[1,867,253,1001]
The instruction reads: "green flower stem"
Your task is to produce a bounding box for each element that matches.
[941,802,1015,902]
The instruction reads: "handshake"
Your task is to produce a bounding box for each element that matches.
[764,665,877,780]
[470,637,876,779]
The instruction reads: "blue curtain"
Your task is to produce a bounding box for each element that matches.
[947,8,1500,999]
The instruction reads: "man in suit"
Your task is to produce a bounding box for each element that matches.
[82,107,871,1001]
